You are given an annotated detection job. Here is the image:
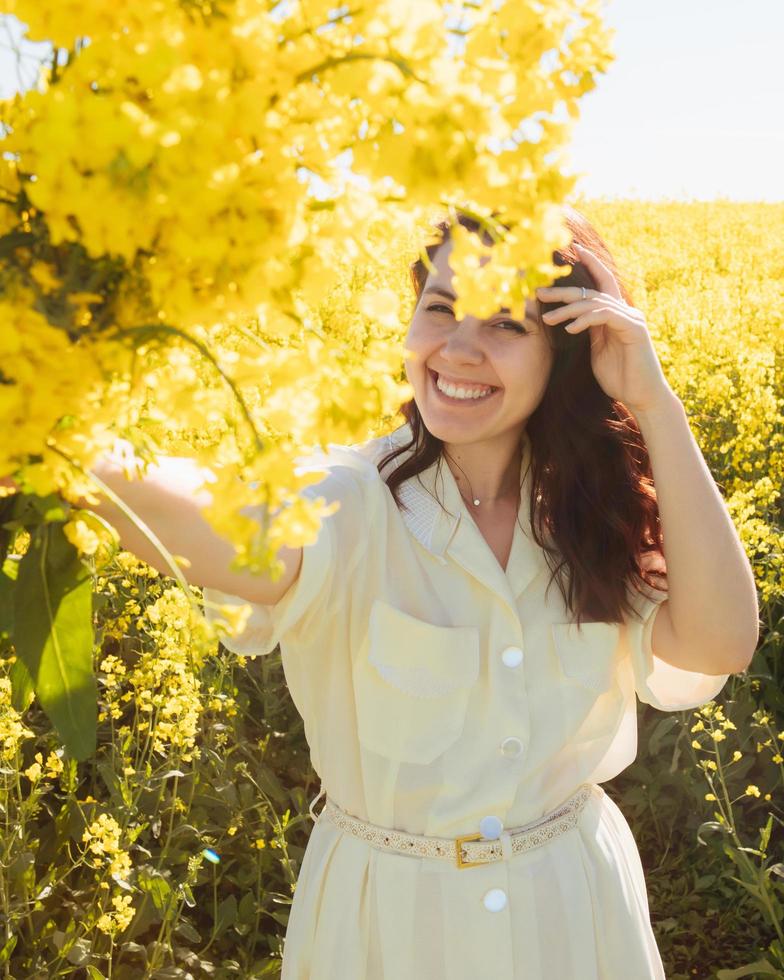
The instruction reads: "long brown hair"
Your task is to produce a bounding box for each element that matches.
[377,206,668,627]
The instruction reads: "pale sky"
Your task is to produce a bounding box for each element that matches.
[567,0,784,201]
[1,1,781,202]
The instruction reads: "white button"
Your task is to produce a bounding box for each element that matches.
[501,645,524,668]
[479,815,503,839]
[483,887,508,912]
[500,736,524,758]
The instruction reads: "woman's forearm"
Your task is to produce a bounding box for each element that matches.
[3,448,303,605]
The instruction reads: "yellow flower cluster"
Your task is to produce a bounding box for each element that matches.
[127,587,214,760]
[82,812,132,882]
[95,893,135,936]
[0,0,612,575]
[0,676,34,761]
[23,749,64,783]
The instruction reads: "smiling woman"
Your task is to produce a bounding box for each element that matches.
[381,206,667,629]
[201,204,742,980]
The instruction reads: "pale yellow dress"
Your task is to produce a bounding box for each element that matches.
[203,422,730,980]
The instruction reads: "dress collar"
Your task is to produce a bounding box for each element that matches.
[376,423,550,604]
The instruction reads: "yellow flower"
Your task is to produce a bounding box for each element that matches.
[704,793,716,801]
[731,750,742,762]
[745,785,761,798]
[254,838,266,849]
[24,760,42,782]
[96,894,135,936]
[63,518,101,557]
[82,813,133,882]
[0,678,35,760]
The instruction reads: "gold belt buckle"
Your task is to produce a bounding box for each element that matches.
[455,832,491,869]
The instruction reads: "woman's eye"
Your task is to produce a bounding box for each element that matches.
[495,320,527,335]
[426,304,527,335]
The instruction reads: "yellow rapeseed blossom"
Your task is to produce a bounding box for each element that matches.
[129,587,214,760]
[0,0,614,581]
[0,678,34,760]
[745,785,761,798]
[82,813,133,882]
[23,759,42,782]
[24,749,63,782]
[95,894,135,936]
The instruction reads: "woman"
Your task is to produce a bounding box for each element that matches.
[39,206,756,978]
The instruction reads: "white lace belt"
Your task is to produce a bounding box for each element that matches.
[310,783,594,869]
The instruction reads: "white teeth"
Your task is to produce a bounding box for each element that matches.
[435,374,494,400]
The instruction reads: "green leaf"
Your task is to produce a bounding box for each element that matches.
[178,882,196,908]
[9,656,34,713]
[214,894,238,938]
[13,523,96,760]
[696,820,728,846]
[715,959,781,978]
[759,813,774,853]
[0,556,33,710]
[726,874,763,902]
[173,919,201,943]
[648,715,679,756]
[0,554,18,638]
[138,868,173,914]
[0,934,17,965]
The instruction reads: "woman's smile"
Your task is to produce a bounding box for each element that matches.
[428,368,501,407]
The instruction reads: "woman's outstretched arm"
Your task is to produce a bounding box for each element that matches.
[1,455,302,607]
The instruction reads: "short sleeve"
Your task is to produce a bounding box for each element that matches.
[202,445,378,658]
[624,577,730,712]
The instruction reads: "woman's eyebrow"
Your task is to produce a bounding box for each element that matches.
[422,286,457,301]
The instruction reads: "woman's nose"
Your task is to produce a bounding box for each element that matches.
[440,317,484,361]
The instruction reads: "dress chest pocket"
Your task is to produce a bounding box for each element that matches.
[551,621,621,694]
[550,621,623,741]
[353,599,480,765]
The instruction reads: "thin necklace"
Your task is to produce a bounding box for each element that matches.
[444,450,521,510]
[443,452,482,507]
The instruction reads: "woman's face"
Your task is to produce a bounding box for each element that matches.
[404,237,555,448]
